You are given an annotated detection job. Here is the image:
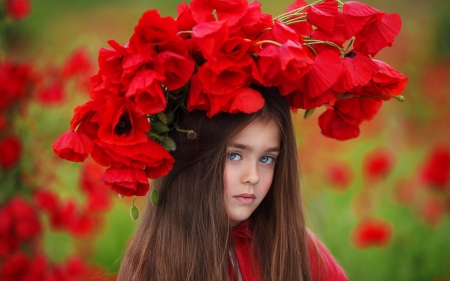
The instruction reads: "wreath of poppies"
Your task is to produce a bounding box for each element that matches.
[53,0,408,199]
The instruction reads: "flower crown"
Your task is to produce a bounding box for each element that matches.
[53,0,408,209]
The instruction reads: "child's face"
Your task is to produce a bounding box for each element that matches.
[224,119,280,227]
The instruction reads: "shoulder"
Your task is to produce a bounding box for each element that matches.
[306,229,349,281]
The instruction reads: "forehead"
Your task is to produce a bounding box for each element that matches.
[229,119,280,149]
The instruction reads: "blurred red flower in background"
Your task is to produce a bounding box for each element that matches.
[62,48,94,80]
[325,161,354,190]
[351,217,392,248]
[0,197,41,257]
[3,0,30,21]
[420,196,445,226]
[0,135,22,169]
[420,146,450,190]
[80,161,112,213]
[363,148,395,182]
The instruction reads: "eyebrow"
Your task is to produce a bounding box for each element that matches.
[229,143,280,153]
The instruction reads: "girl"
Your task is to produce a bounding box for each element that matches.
[117,87,348,281]
[52,1,405,280]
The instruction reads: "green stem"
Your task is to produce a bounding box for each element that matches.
[274,0,324,21]
[344,36,355,54]
[283,19,307,25]
[253,40,282,47]
[303,40,345,53]
[177,30,193,36]
[0,18,7,58]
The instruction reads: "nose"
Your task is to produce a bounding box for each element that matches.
[241,162,260,185]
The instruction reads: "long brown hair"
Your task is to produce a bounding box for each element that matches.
[117,87,312,281]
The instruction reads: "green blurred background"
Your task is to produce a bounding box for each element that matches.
[5,0,450,280]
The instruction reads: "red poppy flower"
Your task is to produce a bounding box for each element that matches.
[310,10,350,47]
[0,135,22,169]
[307,0,338,35]
[342,2,384,38]
[186,73,211,112]
[197,54,253,96]
[129,10,178,51]
[101,166,150,196]
[97,97,149,146]
[3,0,30,21]
[318,107,360,140]
[353,12,402,57]
[351,217,392,248]
[92,137,174,172]
[271,20,300,44]
[155,51,195,91]
[297,50,342,99]
[363,148,395,181]
[255,41,313,93]
[97,40,129,83]
[286,88,337,110]
[279,40,314,82]
[238,1,273,40]
[192,20,230,59]
[88,70,122,101]
[332,51,378,94]
[52,130,94,162]
[325,161,354,190]
[175,2,197,32]
[209,87,265,117]
[362,59,408,97]
[126,70,166,114]
[190,0,248,25]
[69,100,103,140]
[420,146,450,190]
[284,0,312,36]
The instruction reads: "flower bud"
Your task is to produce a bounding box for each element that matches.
[166,112,175,125]
[161,137,176,151]
[130,205,139,220]
[187,130,197,139]
[157,112,168,124]
[395,95,404,102]
[151,189,159,206]
[152,122,170,133]
[304,108,315,119]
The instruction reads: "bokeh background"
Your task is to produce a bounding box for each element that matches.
[1,0,449,280]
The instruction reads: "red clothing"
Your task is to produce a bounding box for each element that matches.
[229,222,348,281]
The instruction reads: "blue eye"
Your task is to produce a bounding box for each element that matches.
[260,156,275,164]
[228,152,242,161]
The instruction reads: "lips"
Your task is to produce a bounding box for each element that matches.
[233,193,256,204]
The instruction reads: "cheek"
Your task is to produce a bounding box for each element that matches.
[260,171,274,196]
[223,164,235,195]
